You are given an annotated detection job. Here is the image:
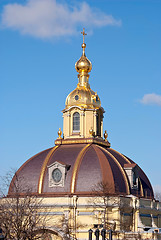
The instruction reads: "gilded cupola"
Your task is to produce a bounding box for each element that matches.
[65,28,101,110]
[63,29,104,140]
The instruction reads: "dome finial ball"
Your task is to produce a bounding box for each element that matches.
[104,130,108,141]
[58,128,62,139]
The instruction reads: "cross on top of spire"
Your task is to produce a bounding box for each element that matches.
[81,28,87,44]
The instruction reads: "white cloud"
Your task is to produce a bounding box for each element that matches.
[1,0,121,39]
[140,93,161,106]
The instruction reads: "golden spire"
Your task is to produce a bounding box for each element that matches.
[81,28,87,44]
[81,28,87,56]
[75,28,92,88]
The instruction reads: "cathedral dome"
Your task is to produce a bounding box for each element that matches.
[8,29,154,201]
[8,142,154,199]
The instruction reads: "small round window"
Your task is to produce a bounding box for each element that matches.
[52,168,62,183]
[75,95,79,101]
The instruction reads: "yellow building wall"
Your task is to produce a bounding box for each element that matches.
[36,196,161,240]
[2,196,161,240]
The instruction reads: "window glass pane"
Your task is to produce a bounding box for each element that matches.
[73,112,80,131]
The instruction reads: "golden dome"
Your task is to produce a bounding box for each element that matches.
[75,29,92,74]
[65,87,101,109]
[65,29,101,110]
[75,43,92,73]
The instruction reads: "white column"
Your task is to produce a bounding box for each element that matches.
[67,112,71,137]
[80,112,85,137]
[101,115,104,137]
[94,111,97,136]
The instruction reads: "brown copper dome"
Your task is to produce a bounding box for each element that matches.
[8,141,154,199]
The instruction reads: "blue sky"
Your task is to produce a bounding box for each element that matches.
[1,0,161,192]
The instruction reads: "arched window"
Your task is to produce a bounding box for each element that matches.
[73,112,80,131]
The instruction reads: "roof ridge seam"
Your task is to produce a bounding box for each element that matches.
[38,145,60,194]
[92,145,115,193]
[70,144,92,194]
[97,145,130,195]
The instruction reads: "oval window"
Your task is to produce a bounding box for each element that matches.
[75,95,79,100]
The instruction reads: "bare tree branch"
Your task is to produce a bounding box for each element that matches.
[89,181,134,232]
[0,170,51,240]
[154,191,161,202]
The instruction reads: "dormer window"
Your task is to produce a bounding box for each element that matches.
[48,161,71,187]
[124,164,138,189]
[73,112,80,132]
